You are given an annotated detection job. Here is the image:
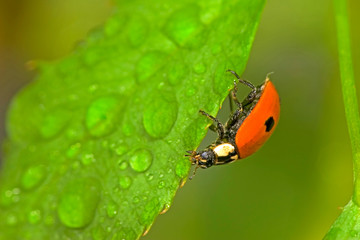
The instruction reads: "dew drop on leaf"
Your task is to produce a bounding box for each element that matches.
[57,177,100,228]
[133,196,140,204]
[85,96,120,137]
[193,62,206,74]
[158,180,165,189]
[81,153,95,165]
[66,143,81,158]
[6,213,17,226]
[145,172,154,181]
[39,110,69,139]
[129,149,153,172]
[118,160,128,170]
[28,209,42,224]
[118,176,132,189]
[106,201,118,218]
[143,92,178,138]
[21,165,46,190]
[163,5,202,46]
[115,145,127,156]
[136,51,167,83]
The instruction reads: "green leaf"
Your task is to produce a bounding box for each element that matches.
[0,0,265,239]
[325,0,360,239]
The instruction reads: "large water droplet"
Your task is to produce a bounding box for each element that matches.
[163,5,202,46]
[136,51,167,83]
[85,96,122,137]
[28,209,42,224]
[127,16,148,47]
[143,91,178,138]
[119,176,132,189]
[57,177,100,228]
[129,149,153,172]
[39,109,69,139]
[106,201,118,218]
[21,165,46,190]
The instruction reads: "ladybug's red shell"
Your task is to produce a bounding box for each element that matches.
[235,79,280,158]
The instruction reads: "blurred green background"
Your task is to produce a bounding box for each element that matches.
[0,0,358,239]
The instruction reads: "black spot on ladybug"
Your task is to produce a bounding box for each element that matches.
[265,117,274,132]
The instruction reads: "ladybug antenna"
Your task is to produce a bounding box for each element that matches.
[189,164,199,180]
[226,69,256,90]
[266,72,275,80]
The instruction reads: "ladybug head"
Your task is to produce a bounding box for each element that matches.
[186,149,215,169]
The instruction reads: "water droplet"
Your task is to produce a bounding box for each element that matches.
[39,109,69,139]
[57,177,100,228]
[118,160,128,170]
[6,213,17,226]
[119,176,132,189]
[66,143,81,158]
[158,180,165,189]
[21,165,46,190]
[85,96,122,137]
[193,62,206,74]
[133,196,140,204]
[28,209,42,224]
[136,51,167,83]
[143,91,178,138]
[106,201,118,218]
[176,159,191,179]
[160,203,171,214]
[115,145,127,156]
[88,84,98,93]
[129,149,153,172]
[164,5,202,46]
[167,60,187,86]
[81,153,95,165]
[127,16,148,47]
[145,172,154,181]
[186,87,196,97]
[0,189,13,207]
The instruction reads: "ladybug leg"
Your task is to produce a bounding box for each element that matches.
[231,80,243,111]
[199,110,225,139]
[225,108,241,129]
[226,69,256,90]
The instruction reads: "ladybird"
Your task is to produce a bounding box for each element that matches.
[186,70,280,176]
